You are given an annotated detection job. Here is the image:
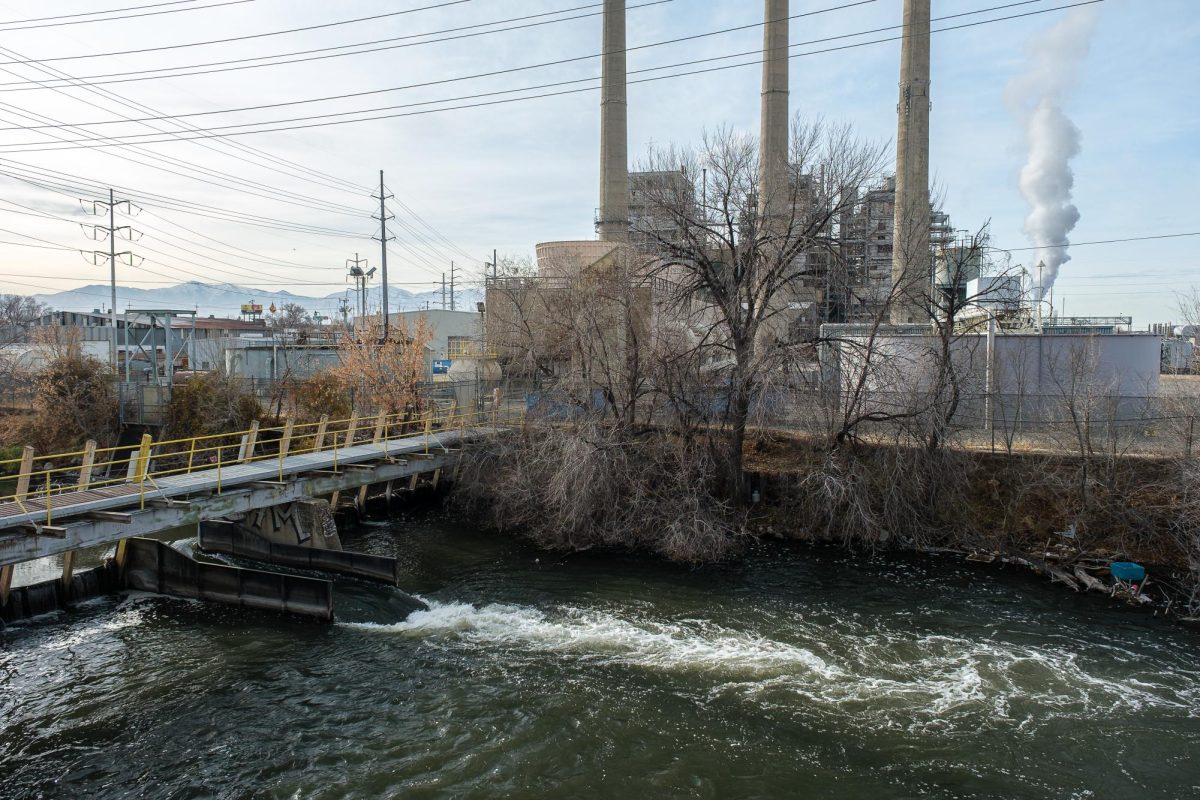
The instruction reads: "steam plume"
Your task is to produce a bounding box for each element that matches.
[1007,7,1099,300]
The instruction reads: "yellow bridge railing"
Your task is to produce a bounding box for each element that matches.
[0,403,521,529]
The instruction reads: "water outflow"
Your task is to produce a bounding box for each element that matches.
[3,517,1200,799]
[1007,7,1100,300]
[347,598,1200,735]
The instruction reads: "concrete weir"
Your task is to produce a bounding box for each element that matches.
[123,537,334,621]
[199,522,404,587]
[0,564,120,624]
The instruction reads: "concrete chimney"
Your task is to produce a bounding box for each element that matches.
[597,0,629,243]
[890,0,931,323]
[758,0,789,222]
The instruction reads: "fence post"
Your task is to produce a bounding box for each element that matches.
[424,412,432,454]
[14,445,33,503]
[278,417,294,482]
[343,412,359,449]
[373,410,386,444]
[240,420,260,465]
[314,414,329,452]
[135,433,152,510]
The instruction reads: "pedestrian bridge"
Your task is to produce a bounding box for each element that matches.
[0,408,509,598]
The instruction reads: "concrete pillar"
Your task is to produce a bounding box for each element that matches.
[890,0,931,324]
[596,0,629,243]
[758,0,790,223]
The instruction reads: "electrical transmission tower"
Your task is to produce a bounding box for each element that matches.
[371,171,394,341]
[448,260,458,311]
[82,189,141,368]
[337,295,352,330]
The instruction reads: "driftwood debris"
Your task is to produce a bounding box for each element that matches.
[1046,566,1081,592]
[1073,567,1109,593]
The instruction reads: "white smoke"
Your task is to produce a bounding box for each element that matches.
[1006,7,1100,300]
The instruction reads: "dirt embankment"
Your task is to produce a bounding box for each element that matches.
[740,434,1198,616]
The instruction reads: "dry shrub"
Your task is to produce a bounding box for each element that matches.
[787,444,977,550]
[166,372,262,439]
[19,352,118,453]
[289,371,352,423]
[334,315,432,414]
[454,419,737,563]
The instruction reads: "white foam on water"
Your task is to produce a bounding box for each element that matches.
[344,600,840,679]
[345,599,1200,730]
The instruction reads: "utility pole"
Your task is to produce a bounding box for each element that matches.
[337,295,351,330]
[83,190,140,369]
[371,170,395,341]
[345,253,373,320]
[492,248,498,281]
[441,272,447,310]
[449,261,457,311]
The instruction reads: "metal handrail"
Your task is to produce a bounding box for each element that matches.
[0,404,522,526]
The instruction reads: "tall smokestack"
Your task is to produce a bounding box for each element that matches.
[891,0,931,324]
[758,0,789,222]
[597,0,629,243]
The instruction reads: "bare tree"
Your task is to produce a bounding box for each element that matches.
[634,116,889,496]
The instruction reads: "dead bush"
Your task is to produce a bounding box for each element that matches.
[453,419,738,563]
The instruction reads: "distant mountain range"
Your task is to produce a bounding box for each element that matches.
[32,281,483,320]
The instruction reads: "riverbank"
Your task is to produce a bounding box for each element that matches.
[742,434,1198,622]
[453,426,1200,622]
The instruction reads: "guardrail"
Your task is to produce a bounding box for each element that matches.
[0,402,520,529]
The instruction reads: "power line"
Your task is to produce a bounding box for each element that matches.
[0,0,674,88]
[994,232,1200,252]
[0,0,253,32]
[0,80,372,218]
[0,0,474,58]
[0,1,1103,151]
[0,42,377,206]
[0,1,203,26]
[0,161,366,236]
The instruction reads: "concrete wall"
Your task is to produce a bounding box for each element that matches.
[826,330,1163,422]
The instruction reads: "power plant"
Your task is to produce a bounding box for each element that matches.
[482,0,1159,417]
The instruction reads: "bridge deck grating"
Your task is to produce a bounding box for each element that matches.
[0,428,480,531]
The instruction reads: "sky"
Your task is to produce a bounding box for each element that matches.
[0,0,1195,325]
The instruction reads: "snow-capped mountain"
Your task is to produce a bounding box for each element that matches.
[32,281,483,319]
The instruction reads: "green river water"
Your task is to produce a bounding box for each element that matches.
[1,510,1198,799]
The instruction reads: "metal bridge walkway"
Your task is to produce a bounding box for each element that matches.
[0,427,477,533]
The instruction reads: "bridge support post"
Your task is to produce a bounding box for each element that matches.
[2,446,34,604]
[229,499,341,550]
[331,413,357,510]
[0,563,11,608]
[62,440,97,595]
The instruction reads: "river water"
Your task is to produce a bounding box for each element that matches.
[2,510,1198,799]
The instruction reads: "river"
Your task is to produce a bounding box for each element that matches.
[2,510,1198,799]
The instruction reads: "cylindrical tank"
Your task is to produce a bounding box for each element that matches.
[446,357,502,411]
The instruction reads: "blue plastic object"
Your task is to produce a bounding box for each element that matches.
[1110,561,1146,583]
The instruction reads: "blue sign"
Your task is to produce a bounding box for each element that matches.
[432,359,451,374]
